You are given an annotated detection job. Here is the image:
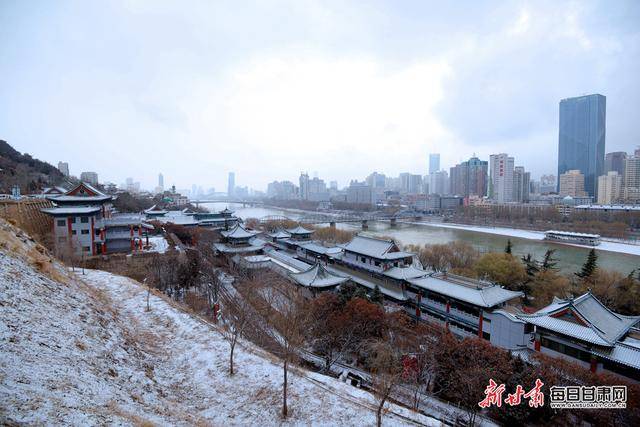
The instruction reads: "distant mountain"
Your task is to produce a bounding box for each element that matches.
[0,140,65,194]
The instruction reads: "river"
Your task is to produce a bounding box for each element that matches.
[202,202,640,274]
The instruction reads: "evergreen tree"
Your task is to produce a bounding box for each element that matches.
[505,239,513,255]
[353,286,369,301]
[337,282,358,304]
[370,285,384,305]
[521,253,539,277]
[575,249,598,279]
[541,249,558,271]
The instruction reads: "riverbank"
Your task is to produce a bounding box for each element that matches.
[405,221,640,257]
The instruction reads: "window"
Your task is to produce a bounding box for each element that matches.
[81,229,89,235]
[57,219,66,227]
[83,246,91,252]
[70,217,76,223]
[374,261,380,266]
[361,256,366,263]
[80,217,89,223]
[71,230,77,235]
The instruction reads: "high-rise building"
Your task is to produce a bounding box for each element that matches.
[428,170,449,195]
[559,170,586,197]
[604,152,627,181]
[299,172,309,200]
[624,156,640,203]
[227,172,235,197]
[449,156,488,197]
[58,162,69,177]
[80,171,98,185]
[513,166,530,203]
[597,171,622,205]
[429,153,440,174]
[557,94,606,197]
[158,173,164,189]
[346,181,372,205]
[489,154,514,202]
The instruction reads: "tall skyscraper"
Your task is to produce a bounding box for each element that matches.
[429,153,440,174]
[227,172,235,197]
[299,172,309,200]
[449,156,488,197]
[558,94,606,197]
[513,166,530,203]
[80,171,98,185]
[158,173,164,190]
[58,161,69,177]
[624,156,640,203]
[597,171,622,204]
[489,153,514,202]
[605,152,627,180]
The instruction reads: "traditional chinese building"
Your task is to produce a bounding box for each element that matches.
[405,272,523,341]
[518,292,640,381]
[339,235,414,272]
[289,263,349,296]
[285,225,314,241]
[41,182,151,256]
[213,224,265,255]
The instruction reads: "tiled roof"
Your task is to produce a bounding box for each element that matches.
[221,224,257,239]
[408,274,523,308]
[41,206,101,215]
[213,239,264,253]
[297,241,343,256]
[268,229,291,239]
[523,315,611,346]
[593,340,640,370]
[340,235,413,260]
[289,263,349,288]
[383,265,429,281]
[519,292,640,346]
[326,265,408,301]
[48,195,112,203]
[286,225,314,235]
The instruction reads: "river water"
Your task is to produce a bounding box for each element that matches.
[202,202,640,274]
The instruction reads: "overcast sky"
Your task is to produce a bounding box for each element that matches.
[1,0,639,192]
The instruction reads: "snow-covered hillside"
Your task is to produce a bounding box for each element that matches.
[0,220,438,426]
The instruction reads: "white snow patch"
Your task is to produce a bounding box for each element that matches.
[1,241,440,425]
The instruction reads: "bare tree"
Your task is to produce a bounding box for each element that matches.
[254,273,310,418]
[219,279,254,375]
[368,339,403,427]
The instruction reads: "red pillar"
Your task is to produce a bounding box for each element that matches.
[534,338,541,351]
[590,357,598,373]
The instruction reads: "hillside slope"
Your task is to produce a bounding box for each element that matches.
[0,220,437,426]
[0,140,64,193]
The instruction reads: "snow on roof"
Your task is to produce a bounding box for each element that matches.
[48,195,112,203]
[221,224,257,239]
[296,241,343,256]
[340,235,413,260]
[518,292,640,346]
[286,225,314,235]
[593,341,640,370]
[289,263,349,288]
[383,265,429,281]
[408,273,523,308]
[268,229,291,239]
[145,204,168,214]
[213,239,265,253]
[325,265,408,301]
[263,248,312,272]
[41,206,102,215]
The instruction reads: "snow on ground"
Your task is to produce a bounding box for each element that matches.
[0,221,440,425]
[145,235,170,254]
[409,221,640,256]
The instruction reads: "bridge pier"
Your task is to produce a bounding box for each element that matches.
[390,218,397,227]
[361,220,368,230]
[414,216,422,221]
[329,221,336,228]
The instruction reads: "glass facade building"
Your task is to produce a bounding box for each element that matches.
[557,94,606,197]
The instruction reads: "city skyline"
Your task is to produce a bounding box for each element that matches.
[2,0,639,191]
